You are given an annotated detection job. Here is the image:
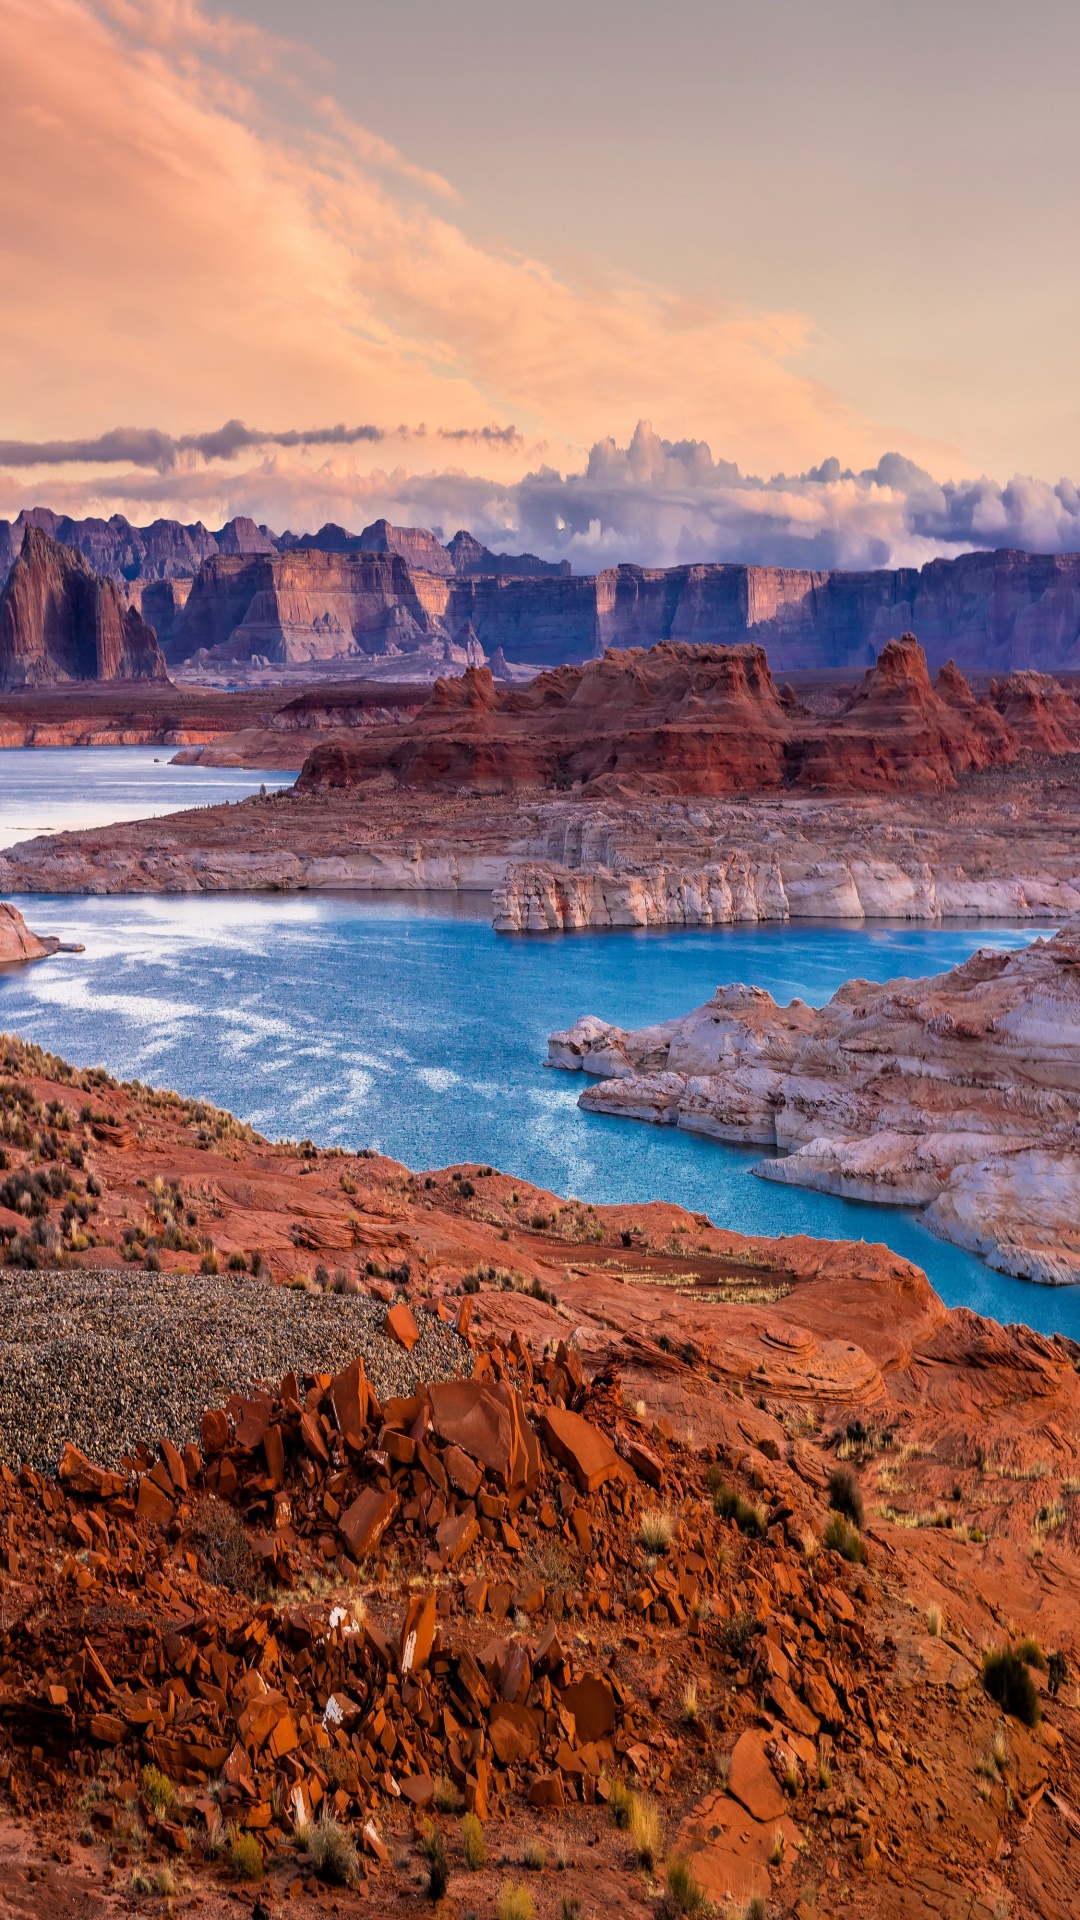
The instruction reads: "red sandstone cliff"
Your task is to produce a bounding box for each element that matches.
[0,528,167,688]
[296,635,1035,797]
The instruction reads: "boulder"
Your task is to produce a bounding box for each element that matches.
[727,1729,787,1822]
[540,1406,621,1493]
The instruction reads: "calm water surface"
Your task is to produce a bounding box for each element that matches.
[2,887,1074,1338]
[0,745,294,849]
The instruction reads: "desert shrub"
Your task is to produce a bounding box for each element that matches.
[139,1764,175,1815]
[421,1825,449,1900]
[229,1831,263,1882]
[1014,1635,1047,1672]
[433,1772,459,1812]
[983,1648,1041,1726]
[926,1603,945,1637]
[227,1250,247,1271]
[498,1884,535,1920]
[199,1246,220,1275]
[681,1679,699,1723]
[828,1465,864,1527]
[189,1498,262,1596]
[713,1481,766,1536]
[824,1512,866,1563]
[1048,1649,1068,1696]
[640,1507,675,1552]
[298,1815,360,1887]
[461,1810,486,1869]
[665,1854,707,1914]
[608,1777,633,1829]
[522,1838,546,1870]
[562,1900,583,1920]
[629,1792,662,1868]
[724,1611,760,1660]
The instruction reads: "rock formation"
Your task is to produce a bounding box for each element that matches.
[549,923,1080,1284]
[0,1035,1077,1916]
[0,900,59,964]
[296,637,1043,798]
[9,505,1080,673]
[6,750,1080,919]
[0,528,168,687]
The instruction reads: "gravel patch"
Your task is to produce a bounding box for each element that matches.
[0,1268,469,1470]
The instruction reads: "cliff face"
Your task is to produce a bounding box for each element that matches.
[296,635,1041,798]
[549,923,1080,1284]
[0,528,168,688]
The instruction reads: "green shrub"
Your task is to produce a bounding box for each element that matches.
[983,1647,1041,1726]
[229,1831,263,1882]
[828,1465,864,1527]
[461,1810,486,1869]
[824,1511,866,1563]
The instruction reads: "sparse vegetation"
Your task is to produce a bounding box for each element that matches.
[297,1814,361,1887]
[982,1647,1041,1726]
[769,1828,786,1867]
[828,1465,864,1527]
[139,1764,175,1815]
[725,1611,761,1660]
[609,1777,633,1829]
[522,1837,547,1871]
[681,1678,700,1723]
[823,1511,867,1563]
[665,1853,708,1914]
[229,1831,263,1882]
[713,1480,767,1536]
[433,1771,459,1812]
[498,1883,536,1920]
[630,1791,662,1869]
[1014,1635,1047,1672]
[462,1810,487,1869]
[421,1824,450,1899]
[641,1506,675,1552]
[926,1602,945,1637]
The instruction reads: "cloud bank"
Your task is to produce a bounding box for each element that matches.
[6,421,1080,573]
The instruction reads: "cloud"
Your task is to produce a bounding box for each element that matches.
[0,0,899,481]
[5,420,1080,571]
[0,419,523,471]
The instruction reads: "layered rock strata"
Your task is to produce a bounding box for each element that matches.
[297,637,1064,799]
[549,925,1080,1284]
[4,765,1080,921]
[0,528,168,688]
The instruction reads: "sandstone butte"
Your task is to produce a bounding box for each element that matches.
[549,921,1080,1287]
[0,528,167,689]
[293,636,1080,800]
[0,1033,1077,1916]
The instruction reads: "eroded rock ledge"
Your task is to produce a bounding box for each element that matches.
[549,924,1080,1285]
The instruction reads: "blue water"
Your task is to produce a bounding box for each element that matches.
[1,889,1074,1338]
[0,745,295,850]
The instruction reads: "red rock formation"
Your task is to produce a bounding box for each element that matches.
[297,635,1028,798]
[990,668,1080,753]
[0,528,167,688]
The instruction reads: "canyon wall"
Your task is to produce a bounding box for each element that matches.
[0,529,167,688]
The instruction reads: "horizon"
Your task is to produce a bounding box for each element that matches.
[3,4,1080,572]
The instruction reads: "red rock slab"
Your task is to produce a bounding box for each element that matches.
[329,1355,369,1446]
[136,1475,173,1527]
[529,1772,565,1809]
[429,1380,513,1477]
[444,1443,483,1497]
[338,1486,399,1561]
[764,1675,820,1739]
[399,1590,437,1677]
[384,1302,419,1351]
[558,1676,616,1743]
[540,1405,622,1492]
[727,1728,787,1822]
[435,1509,479,1564]
[675,1789,800,1906]
[488,1702,541,1765]
[56,1444,125,1500]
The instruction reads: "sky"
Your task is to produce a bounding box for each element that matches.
[2,0,1079,569]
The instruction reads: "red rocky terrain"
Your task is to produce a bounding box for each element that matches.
[297,637,1080,799]
[0,1038,1076,1916]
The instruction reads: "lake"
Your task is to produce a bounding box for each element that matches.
[2,885,1074,1339]
[0,745,295,850]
